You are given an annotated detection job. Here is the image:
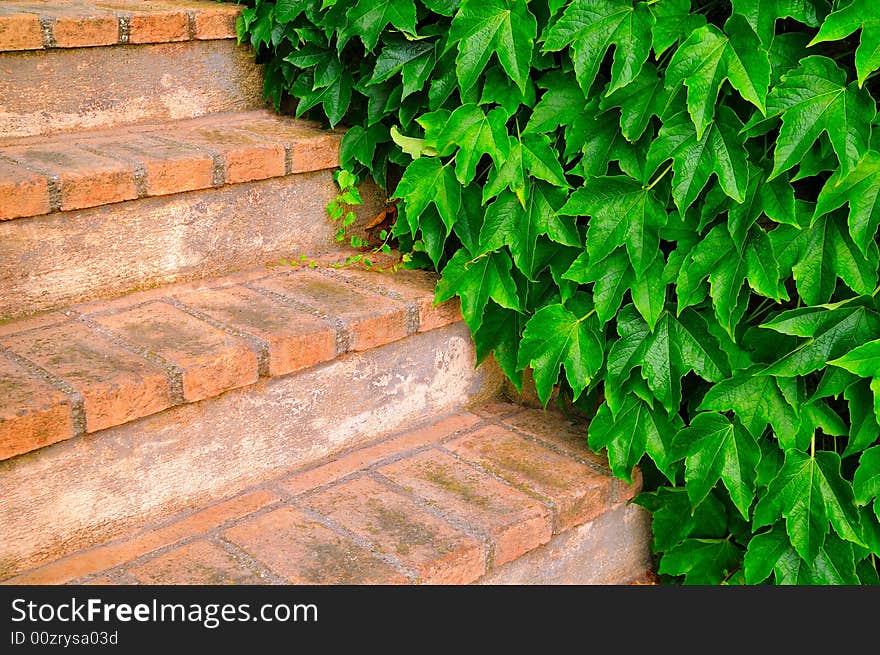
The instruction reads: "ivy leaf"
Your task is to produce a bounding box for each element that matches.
[341,0,418,52]
[791,214,879,305]
[480,185,580,279]
[293,69,352,126]
[658,538,743,585]
[339,124,388,169]
[646,108,749,213]
[665,15,770,139]
[588,397,681,483]
[479,65,536,117]
[275,0,312,24]
[430,104,510,185]
[731,0,820,46]
[436,249,521,332]
[566,101,645,179]
[768,56,876,180]
[562,249,632,325]
[699,372,801,448]
[854,446,880,509]
[843,379,880,456]
[392,157,460,234]
[829,338,880,378]
[633,487,727,552]
[368,40,436,98]
[560,175,667,274]
[674,412,760,519]
[754,450,864,562]
[762,304,880,378]
[448,0,537,93]
[745,524,860,584]
[516,302,604,404]
[809,0,880,87]
[474,301,524,387]
[599,63,667,142]
[521,133,570,189]
[648,0,707,57]
[680,224,784,336]
[524,72,586,134]
[630,252,666,330]
[607,305,729,415]
[814,151,880,258]
[541,0,654,95]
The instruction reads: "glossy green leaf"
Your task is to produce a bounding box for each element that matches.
[658,538,743,585]
[809,0,880,87]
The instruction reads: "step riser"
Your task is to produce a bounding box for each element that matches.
[477,503,652,584]
[0,323,503,578]
[0,173,385,320]
[0,40,263,139]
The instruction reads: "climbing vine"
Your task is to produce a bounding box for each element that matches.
[236,0,880,584]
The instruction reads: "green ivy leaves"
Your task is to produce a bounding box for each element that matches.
[248,0,880,585]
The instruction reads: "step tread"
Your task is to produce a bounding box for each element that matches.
[0,260,462,461]
[2,403,642,585]
[0,111,342,220]
[0,0,240,52]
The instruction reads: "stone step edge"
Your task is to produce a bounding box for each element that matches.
[0,261,463,462]
[2,402,642,585]
[0,111,343,221]
[0,0,241,52]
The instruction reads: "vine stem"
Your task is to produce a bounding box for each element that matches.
[646,162,673,191]
[811,433,816,458]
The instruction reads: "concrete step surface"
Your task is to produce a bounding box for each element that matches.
[1,402,651,585]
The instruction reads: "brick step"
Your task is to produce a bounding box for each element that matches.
[1,402,652,585]
[0,2,260,138]
[0,261,501,577]
[0,111,385,320]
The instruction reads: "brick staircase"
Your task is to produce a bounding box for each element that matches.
[0,1,653,584]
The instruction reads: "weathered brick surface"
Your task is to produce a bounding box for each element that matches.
[303,476,486,584]
[1,321,171,434]
[128,9,188,44]
[255,271,410,351]
[280,413,481,496]
[86,135,214,197]
[225,507,407,584]
[0,356,73,460]
[92,302,258,403]
[446,425,615,531]
[167,126,285,184]
[176,285,337,377]
[6,489,278,584]
[0,160,49,220]
[129,540,267,585]
[500,408,611,470]
[324,267,463,332]
[2,404,645,585]
[192,4,240,40]
[3,143,137,211]
[0,1,243,52]
[378,449,553,566]
[0,12,42,51]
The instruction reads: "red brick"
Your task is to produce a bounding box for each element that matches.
[192,4,240,40]
[446,425,615,532]
[169,126,285,184]
[129,540,267,584]
[379,449,553,566]
[501,408,611,470]
[280,412,481,495]
[255,271,409,351]
[1,321,171,434]
[86,134,213,197]
[175,285,337,377]
[0,356,73,460]
[52,14,119,48]
[324,267,462,332]
[93,302,258,403]
[3,143,137,211]
[128,9,188,44]
[225,506,407,584]
[233,118,341,172]
[0,160,50,220]
[8,489,278,584]
[304,476,486,584]
[0,12,43,51]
